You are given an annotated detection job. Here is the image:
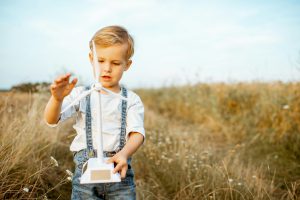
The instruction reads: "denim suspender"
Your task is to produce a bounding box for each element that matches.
[118,86,128,151]
[85,86,128,158]
[85,86,95,158]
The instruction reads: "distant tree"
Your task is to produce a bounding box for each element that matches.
[11,82,50,93]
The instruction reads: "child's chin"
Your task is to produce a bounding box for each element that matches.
[101,82,114,88]
[99,80,107,85]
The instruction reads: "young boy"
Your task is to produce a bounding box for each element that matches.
[44,26,145,199]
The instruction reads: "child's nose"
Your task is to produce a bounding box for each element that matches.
[102,63,112,73]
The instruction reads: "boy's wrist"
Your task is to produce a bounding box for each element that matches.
[51,96,64,104]
[118,149,130,159]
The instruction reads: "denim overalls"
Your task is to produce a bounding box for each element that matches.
[71,86,136,200]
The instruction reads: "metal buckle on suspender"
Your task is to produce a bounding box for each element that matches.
[88,150,95,158]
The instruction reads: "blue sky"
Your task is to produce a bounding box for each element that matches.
[0,0,300,89]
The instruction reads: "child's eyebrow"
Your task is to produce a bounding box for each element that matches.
[97,57,122,63]
[97,57,120,61]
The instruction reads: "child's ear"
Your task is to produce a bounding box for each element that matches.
[88,52,93,64]
[124,60,132,71]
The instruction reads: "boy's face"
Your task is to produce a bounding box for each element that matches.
[89,43,132,92]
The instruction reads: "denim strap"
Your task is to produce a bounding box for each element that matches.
[118,86,128,151]
[85,86,95,158]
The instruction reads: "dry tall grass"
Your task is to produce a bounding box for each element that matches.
[0,82,300,199]
[0,92,74,199]
[134,82,300,200]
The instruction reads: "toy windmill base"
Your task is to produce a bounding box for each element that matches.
[80,157,121,183]
[61,40,126,184]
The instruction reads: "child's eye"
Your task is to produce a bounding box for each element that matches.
[98,60,104,63]
[113,62,120,66]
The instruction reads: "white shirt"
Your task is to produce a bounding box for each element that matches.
[48,86,145,152]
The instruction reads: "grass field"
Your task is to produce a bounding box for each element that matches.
[0,82,300,199]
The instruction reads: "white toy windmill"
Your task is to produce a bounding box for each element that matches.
[61,40,126,183]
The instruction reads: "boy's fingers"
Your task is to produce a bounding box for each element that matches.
[70,78,78,88]
[63,73,71,80]
[55,77,75,89]
[113,163,123,174]
[68,80,77,92]
[64,73,71,77]
[55,81,68,89]
[55,74,71,84]
[55,75,66,83]
[55,77,64,84]
[106,156,114,164]
[120,166,128,178]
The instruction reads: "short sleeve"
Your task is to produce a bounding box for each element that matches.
[126,94,145,142]
[45,86,84,127]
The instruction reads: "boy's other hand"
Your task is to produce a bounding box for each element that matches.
[50,73,77,102]
[106,152,128,179]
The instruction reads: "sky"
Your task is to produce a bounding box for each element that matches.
[0,0,300,89]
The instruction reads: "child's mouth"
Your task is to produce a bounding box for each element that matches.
[102,76,112,81]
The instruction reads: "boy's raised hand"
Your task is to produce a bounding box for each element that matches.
[50,73,78,102]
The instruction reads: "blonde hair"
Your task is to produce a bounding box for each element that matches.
[89,25,134,60]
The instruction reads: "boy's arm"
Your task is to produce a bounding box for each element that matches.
[120,132,144,158]
[44,73,77,125]
[44,96,63,124]
[107,132,144,178]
